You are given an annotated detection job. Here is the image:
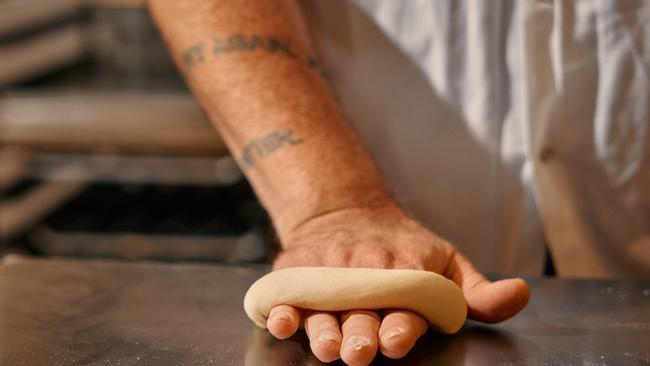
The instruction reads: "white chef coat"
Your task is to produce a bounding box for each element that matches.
[302,0,650,277]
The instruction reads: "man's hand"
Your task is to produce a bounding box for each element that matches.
[148,3,529,364]
[267,205,530,365]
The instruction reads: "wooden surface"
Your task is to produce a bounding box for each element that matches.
[0,165,88,240]
[0,0,79,36]
[0,92,228,156]
[0,25,86,86]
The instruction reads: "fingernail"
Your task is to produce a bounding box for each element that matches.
[344,335,371,351]
[318,330,340,343]
[381,327,406,343]
[270,311,292,322]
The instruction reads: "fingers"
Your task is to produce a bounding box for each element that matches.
[340,310,381,366]
[468,277,530,322]
[267,305,301,339]
[378,310,428,359]
[304,311,342,363]
[304,309,428,364]
[446,250,531,323]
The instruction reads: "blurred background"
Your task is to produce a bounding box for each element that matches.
[0,0,272,264]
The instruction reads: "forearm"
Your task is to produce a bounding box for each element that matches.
[148,0,393,242]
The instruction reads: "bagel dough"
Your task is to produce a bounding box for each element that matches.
[243,267,467,334]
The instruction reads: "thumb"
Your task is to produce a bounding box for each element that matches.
[445,250,530,323]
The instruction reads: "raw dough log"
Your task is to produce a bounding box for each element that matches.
[243,267,467,334]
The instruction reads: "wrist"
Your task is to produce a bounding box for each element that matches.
[273,188,401,246]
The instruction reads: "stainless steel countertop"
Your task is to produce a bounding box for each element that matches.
[1,257,649,365]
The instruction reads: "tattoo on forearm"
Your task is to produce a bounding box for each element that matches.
[182,43,205,67]
[180,34,322,73]
[239,130,303,168]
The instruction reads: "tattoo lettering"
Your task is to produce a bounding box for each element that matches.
[213,34,297,59]
[306,55,319,69]
[181,42,205,67]
[306,54,325,77]
[180,34,323,75]
[240,130,303,168]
